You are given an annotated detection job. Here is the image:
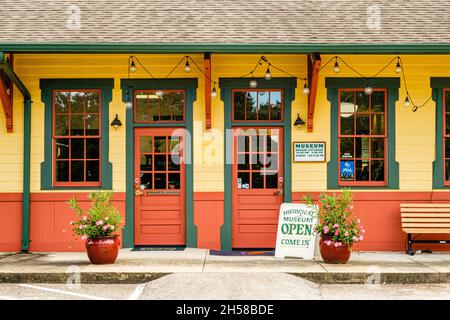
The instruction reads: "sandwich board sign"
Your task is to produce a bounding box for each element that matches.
[275,203,318,260]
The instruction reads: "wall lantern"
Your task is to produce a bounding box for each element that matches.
[293,114,305,129]
[110,114,122,129]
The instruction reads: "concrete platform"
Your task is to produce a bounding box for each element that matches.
[0,249,449,284]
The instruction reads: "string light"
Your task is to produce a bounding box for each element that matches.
[249,76,258,89]
[184,59,191,73]
[364,85,373,95]
[303,82,310,95]
[404,96,410,108]
[211,85,217,98]
[264,67,272,80]
[395,59,402,74]
[129,59,137,73]
[333,58,340,73]
[155,89,164,97]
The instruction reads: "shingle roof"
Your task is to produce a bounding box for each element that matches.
[1,0,449,44]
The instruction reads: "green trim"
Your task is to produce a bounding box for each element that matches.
[120,78,198,248]
[0,54,31,99]
[2,43,450,54]
[325,77,400,189]
[431,78,450,189]
[219,77,296,251]
[40,79,114,190]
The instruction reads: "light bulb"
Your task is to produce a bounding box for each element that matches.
[156,90,164,97]
[249,79,258,89]
[404,96,410,108]
[364,86,373,95]
[211,86,217,98]
[264,68,272,80]
[129,60,137,73]
[395,61,402,74]
[333,61,340,73]
[303,83,310,95]
[184,60,191,73]
[125,101,132,109]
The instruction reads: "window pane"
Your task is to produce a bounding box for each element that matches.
[234,91,245,120]
[55,92,69,113]
[85,114,99,136]
[86,139,100,159]
[56,139,69,159]
[154,137,166,153]
[356,91,369,113]
[160,94,171,121]
[252,172,264,188]
[238,135,250,152]
[70,115,84,136]
[154,155,166,171]
[258,91,269,120]
[140,137,153,153]
[70,92,85,113]
[71,138,84,159]
[148,96,159,121]
[340,160,354,181]
[168,173,180,190]
[340,115,354,135]
[86,160,99,181]
[251,153,263,171]
[446,160,450,181]
[446,138,450,158]
[71,161,84,182]
[140,155,152,171]
[446,114,450,135]
[86,91,99,113]
[446,91,450,112]
[171,92,184,121]
[371,160,384,181]
[371,91,385,112]
[371,138,385,159]
[371,114,385,135]
[265,153,278,171]
[355,160,370,181]
[154,173,166,189]
[237,153,249,170]
[246,92,257,120]
[169,136,181,153]
[135,95,147,122]
[267,134,278,153]
[265,172,278,189]
[169,154,180,171]
[356,115,370,135]
[340,138,354,158]
[140,173,152,189]
[270,91,282,120]
[237,172,250,189]
[55,115,69,136]
[340,91,355,116]
[355,138,370,159]
[56,161,69,181]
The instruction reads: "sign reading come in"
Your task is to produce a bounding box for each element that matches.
[275,203,318,260]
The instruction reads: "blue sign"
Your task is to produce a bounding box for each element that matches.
[340,161,354,180]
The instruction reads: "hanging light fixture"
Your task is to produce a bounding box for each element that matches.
[303,82,310,95]
[155,88,164,97]
[249,77,258,89]
[211,85,217,98]
[110,114,122,129]
[333,58,340,73]
[395,59,402,74]
[184,59,191,73]
[264,67,272,80]
[129,58,137,73]
[293,114,305,128]
[404,96,411,108]
[364,85,373,95]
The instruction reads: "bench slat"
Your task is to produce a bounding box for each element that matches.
[403,228,450,233]
[401,208,450,213]
[401,204,450,208]
[402,223,450,228]
[401,213,450,218]
[402,218,450,223]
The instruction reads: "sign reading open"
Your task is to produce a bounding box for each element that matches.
[275,203,318,260]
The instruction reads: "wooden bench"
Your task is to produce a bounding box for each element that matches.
[400,203,450,255]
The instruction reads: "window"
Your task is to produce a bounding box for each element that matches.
[53,90,101,186]
[232,90,283,121]
[135,90,185,122]
[338,89,387,186]
[444,89,450,184]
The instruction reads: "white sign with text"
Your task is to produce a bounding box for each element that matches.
[275,203,318,260]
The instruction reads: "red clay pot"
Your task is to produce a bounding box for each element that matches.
[319,236,352,264]
[85,235,120,264]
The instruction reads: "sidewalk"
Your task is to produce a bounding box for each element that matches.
[1,249,449,284]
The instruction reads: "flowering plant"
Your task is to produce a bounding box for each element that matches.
[304,188,364,247]
[68,191,122,241]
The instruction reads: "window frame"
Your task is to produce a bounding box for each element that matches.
[443,89,450,186]
[133,89,186,124]
[231,89,284,122]
[337,88,388,187]
[52,89,103,187]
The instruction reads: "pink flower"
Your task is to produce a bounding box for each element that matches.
[323,226,330,234]
[82,216,87,221]
[344,231,349,237]
[81,235,87,240]
[362,229,366,234]
[96,220,104,226]
[105,217,109,221]
[359,235,364,241]
[78,225,83,229]
[333,223,339,228]
[349,205,354,210]
[334,229,339,236]
[353,236,359,242]
[103,225,108,230]
[357,219,361,223]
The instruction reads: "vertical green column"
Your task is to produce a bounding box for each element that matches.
[22,99,31,252]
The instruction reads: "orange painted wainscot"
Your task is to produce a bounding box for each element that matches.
[294,191,450,252]
[29,193,126,252]
[194,192,224,250]
[0,193,23,252]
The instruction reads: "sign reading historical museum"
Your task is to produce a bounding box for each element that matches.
[275,203,318,260]
[293,142,326,162]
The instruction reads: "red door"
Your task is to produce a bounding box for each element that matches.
[232,127,284,248]
[134,128,186,245]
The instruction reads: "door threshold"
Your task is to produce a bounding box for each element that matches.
[131,245,185,252]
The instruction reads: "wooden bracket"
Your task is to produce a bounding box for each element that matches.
[0,54,13,133]
[307,53,321,133]
[204,53,212,130]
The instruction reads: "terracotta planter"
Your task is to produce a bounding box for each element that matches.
[85,235,120,264]
[319,236,352,264]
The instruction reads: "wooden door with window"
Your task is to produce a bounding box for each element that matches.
[134,127,185,245]
[232,127,284,248]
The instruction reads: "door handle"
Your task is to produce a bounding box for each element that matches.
[274,189,283,196]
[135,190,144,196]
